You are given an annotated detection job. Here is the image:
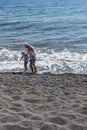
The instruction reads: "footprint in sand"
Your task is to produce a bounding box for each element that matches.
[0,115,21,123]
[9,106,24,112]
[12,95,22,101]
[69,123,87,130]
[24,98,40,104]
[74,106,87,115]
[40,124,58,130]
[49,116,67,125]
[0,124,33,130]
[18,112,33,119]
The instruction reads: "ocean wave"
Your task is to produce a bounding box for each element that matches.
[0,48,87,74]
[0,21,21,27]
[36,48,87,74]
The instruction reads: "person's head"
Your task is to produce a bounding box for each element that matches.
[24,43,30,48]
[24,42,34,52]
[24,43,28,48]
[21,51,26,55]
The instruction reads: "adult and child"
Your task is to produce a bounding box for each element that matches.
[20,43,37,73]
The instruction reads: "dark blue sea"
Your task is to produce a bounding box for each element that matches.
[0,0,87,73]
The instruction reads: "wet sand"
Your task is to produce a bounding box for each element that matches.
[0,73,87,130]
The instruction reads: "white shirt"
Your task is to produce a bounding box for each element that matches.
[28,50,36,60]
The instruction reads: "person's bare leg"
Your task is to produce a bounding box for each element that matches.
[24,64,27,72]
[25,64,27,71]
[30,63,33,73]
[33,63,37,73]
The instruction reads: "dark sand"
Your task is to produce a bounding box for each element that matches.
[0,73,87,130]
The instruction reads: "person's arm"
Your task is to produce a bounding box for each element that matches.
[20,56,23,61]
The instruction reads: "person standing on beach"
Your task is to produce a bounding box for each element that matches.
[20,51,29,72]
[24,43,37,73]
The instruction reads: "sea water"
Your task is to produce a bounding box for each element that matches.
[0,0,87,73]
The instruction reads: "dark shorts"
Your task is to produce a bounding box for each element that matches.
[30,57,36,64]
[24,61,28,65]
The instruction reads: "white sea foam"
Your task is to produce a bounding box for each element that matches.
[0,48,23,72]
[0,48,87,74]
[36,48,87,74]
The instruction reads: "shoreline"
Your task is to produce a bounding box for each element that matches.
[0,71,87,75]
[0,73,87,130]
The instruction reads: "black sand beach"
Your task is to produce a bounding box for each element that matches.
[0,73,87,130]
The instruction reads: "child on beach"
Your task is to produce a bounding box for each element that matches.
[20,51,28,72]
